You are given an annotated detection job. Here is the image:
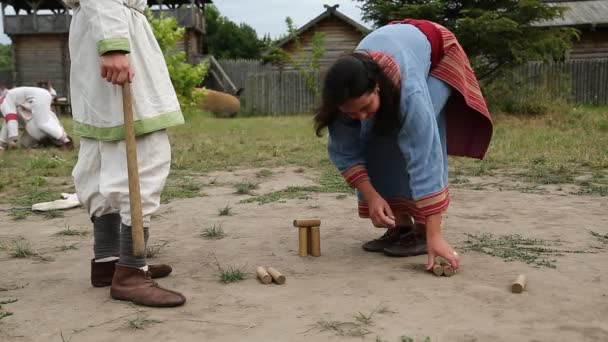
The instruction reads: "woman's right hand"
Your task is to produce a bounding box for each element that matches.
[368,194,396,228]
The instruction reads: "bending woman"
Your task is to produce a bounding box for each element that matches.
[314,19,493,270]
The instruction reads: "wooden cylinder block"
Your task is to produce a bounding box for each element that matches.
[310,226,321,257]
[512,274,527,293]
[432,264,444,276]
[442,265,455,277]
[293,219,321,228]
[298,227,308,257]
[267,267,286,285]
[256,266,272,284]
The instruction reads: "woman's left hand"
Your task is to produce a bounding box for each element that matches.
[426,235,460,270]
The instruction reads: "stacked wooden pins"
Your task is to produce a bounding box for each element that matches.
[431,256,456,277]
[293,219,321,257]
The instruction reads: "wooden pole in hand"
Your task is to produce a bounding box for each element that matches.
[122,84,145,257]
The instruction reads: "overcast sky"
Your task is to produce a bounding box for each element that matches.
[211,0,369,38]
[0,0,369,44]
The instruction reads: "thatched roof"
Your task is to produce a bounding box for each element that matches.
[275,4,369,48]
[539,0,608,28]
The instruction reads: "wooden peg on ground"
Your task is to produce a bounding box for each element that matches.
[512,274,527,293]
[267,267,286,285]
[256,266,272,284]
[442,265,455,277]
[293,219,321,228]
[310,226,321,257]
[432,263,444,276]
[298,227,308,256]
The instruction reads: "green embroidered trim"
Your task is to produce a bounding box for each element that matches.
[97,38,131,55]
[73,111,184,141]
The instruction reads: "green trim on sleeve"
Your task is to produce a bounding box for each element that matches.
[73,110,185,141]
[97,38,131,56]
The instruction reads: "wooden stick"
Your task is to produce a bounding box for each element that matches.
[267,267,286,285]
[432,264,444,276]
[256,266,272,284]
[512,274,527,293]
[298,227,308,257]
[442,265,455,277]
[122,85,145,257]
[307,227,312,255]
[310,226,321,257]
[293,219,321,228]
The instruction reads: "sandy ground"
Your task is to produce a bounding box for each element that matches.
[0,167,607,342]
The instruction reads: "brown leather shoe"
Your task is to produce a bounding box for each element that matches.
[362,226,412,252]
[110,264,186,307]
[91,259,173,287]
[383,229,428,257]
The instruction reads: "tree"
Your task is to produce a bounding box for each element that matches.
[205,5,266,59]
[355,0,578,80]
[147,11,209,108]
[0,44,12,71]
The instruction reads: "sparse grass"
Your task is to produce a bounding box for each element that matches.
[590,231,608,245]
[124,313,161,330]
[35,210,65,219]
[313,319,372,337]
[354,311,374,325]
[161,177,204,203]
[1,107,606,207]
[461,233,588,268]
[8,209,30,221]
[200,223,225,240]
[146,241,169,258]
[401,337,431,342]
[240,186,316,204]
[56,243,79,251]
[218,265,246,284]
[218,204,232,216]
[54,226,88,236]
[336,194,348,199]
[234,181,258,195]
[1,298,19,322]
[256,169,273,178]
[9,239,52,262]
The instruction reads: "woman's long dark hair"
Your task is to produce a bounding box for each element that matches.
[314,52,400,137]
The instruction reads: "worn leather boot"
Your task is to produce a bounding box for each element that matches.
[110,264,186,307]
[91,259,173,287]
[362,225,412,252]
[382,228,428,257]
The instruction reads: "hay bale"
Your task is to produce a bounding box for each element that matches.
[197,88,240,118]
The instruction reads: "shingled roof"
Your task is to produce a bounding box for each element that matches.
[275,4,369,48]
[539,0,608,28]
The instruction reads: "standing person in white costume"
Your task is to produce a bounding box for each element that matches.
[0,86,72,150]
[67,0,186,307]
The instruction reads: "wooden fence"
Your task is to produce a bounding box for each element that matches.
[218,59,273,91]
[243,71,320,116]
[219,58,608,116]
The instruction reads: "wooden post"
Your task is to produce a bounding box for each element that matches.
[298,227,308,257]
[512,274,527,293]
[122,85,145,257]
[307,227,312,255]
[310,226,321,257]
[267,267,286,285]
[256,266,272,284]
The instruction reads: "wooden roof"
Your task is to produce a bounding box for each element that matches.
[0,0,212,12]
[275,4,369,48]
[539,0,608,27]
